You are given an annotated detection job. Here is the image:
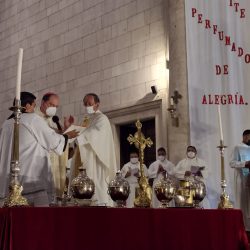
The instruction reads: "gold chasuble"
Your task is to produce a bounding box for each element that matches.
[72,116,89,177]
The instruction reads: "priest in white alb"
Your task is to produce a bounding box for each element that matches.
[0,92,78,206]
[35,92,74,198]
[70,93,117,205]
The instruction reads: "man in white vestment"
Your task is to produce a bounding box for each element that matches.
[72,93,117,205]
[230,130,250,230]
[175,145,210,208]
[148,147,175,208]
[0,92,78,206]
[121,151,148,208]
[35,93,74,198]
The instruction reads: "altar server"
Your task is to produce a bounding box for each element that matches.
[148,147,175,207]
[175,146,209,180]
[121,151,148,208]
[174,146,210,208]
[230,130,250,230]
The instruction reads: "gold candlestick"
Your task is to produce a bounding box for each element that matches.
[4,99,29,207]
[127,120,153,207]
[217,140,233,209]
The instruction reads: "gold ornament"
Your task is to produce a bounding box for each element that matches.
[127,120,153,207]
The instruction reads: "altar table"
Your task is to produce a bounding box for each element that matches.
[0,207,248,250]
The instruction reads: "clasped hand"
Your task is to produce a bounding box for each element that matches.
[65,129,79,139]
[126,167,139,177]
[158,164,165,174]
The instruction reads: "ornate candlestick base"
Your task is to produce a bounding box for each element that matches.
[56,195,72,207]
[217,180,233,209]
[218,194,233,209]
[217,140,233,209]
[57,170,72,206]
[134,176,152,208]
[4,101,29,207]
[4,184,28,207]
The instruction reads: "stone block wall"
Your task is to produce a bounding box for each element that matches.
[167,0,190,163]
[0,0,168,124]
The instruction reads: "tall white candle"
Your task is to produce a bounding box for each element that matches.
[217,105,224,141]
[16,48,23,100]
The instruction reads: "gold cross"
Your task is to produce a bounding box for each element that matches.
[127,120,153,152]
[127,120,153,207]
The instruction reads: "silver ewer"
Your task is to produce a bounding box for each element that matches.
[71,167,95,205]
[192,176,206,208]
[108,171,130,207]
[154,173,176,208]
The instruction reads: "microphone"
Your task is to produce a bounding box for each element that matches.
[52,115,62,131]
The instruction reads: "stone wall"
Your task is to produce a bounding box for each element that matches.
[167,0,190,163]
[0,0,189,163]
[0,0,168,123]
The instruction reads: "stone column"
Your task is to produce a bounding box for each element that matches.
[167,0,190,164]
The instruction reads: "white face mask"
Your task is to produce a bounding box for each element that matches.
[130,157,139,164]
[86,106,95,114]
[187,151,196,159]
[158,156,165,162]
[46,107,57,117]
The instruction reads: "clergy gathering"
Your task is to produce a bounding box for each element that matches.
[0,0,250,249]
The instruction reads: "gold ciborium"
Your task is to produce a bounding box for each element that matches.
[127,120,153,208]
[4,99,29,207]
